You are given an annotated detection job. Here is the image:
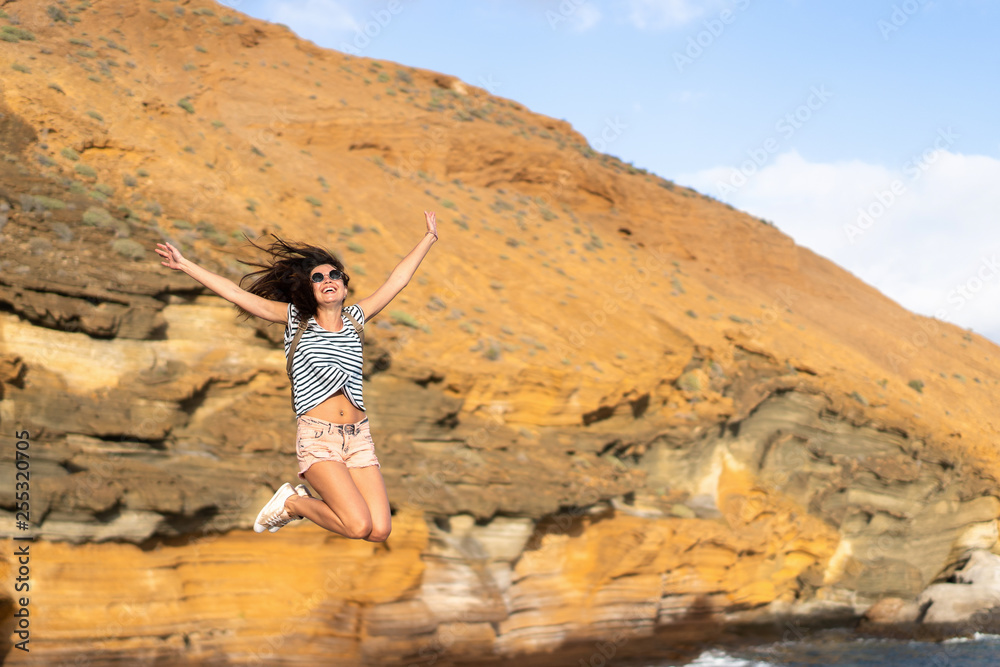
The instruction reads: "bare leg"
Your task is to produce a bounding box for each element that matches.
[286,461,373,539]
[348,466,392,542]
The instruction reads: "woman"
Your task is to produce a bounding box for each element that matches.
[155,211,438,542]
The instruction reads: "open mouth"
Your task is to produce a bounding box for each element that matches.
[323,287,335,294]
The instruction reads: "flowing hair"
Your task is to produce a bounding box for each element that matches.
[237,235,349,322]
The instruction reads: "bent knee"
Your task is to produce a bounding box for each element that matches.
[345,518,373,540]
[367,528,391,543]
[366,520,391,543]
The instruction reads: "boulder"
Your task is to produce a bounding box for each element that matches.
[864,597,922,624]
[918,550,1000,624]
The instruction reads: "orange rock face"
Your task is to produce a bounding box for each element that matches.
[1,1,999,664]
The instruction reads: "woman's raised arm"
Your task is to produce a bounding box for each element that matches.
[155,241,288,323]
[355,211,438,321]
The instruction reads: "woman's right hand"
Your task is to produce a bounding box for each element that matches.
[155,242,186,271]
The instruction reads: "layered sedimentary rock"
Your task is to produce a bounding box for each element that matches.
[1,1,1000,665]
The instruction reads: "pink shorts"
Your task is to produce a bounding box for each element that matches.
[295,415,380,480]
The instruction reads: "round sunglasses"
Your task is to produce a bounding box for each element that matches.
[311,269,344,283]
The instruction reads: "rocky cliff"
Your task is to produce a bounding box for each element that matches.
[2,1,1000,665]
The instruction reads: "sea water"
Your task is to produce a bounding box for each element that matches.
[638,631,1000,666]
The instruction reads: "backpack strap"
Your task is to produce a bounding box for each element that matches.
[343,308,364,347]
[286,316,307,411]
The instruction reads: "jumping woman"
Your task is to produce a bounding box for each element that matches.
[155,211,438,542]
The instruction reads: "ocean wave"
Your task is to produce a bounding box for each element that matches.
[683,649,773,667]
[942,632,1000,644]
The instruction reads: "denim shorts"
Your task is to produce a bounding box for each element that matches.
[295,415,380,479]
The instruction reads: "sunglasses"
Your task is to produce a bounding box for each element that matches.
[310,269,344,283]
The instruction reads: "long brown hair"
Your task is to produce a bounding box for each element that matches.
[237,236,349,321]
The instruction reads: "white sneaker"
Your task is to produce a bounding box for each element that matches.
[267,484,314,533]
[253,483,296,534]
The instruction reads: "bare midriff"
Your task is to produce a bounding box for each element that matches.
[304,388,366,424]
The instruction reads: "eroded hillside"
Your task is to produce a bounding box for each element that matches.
[1,1,999,664]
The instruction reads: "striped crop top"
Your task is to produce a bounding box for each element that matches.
[284,303,365,416]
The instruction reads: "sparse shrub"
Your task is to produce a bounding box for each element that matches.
[1,26,35,42]
[82,207,114,226]
[686,310,698,318]
[390,310,420,328]
[88,190,108,202]
[489,281,504,290]
[69,38,92,47]
[12,63,30,74]
[347,242,365,254]
[112,238,145,260]
[441,200,455,209]
[77,50,97,58]
[86,110,103,122]
[676,371,702,392]
[52,222,74,242]
[195,45,207,53]
[908,379,924,394]
[211,120,224,128]
[305,196,322,207]
[172,219,193,229]
[33,196,66,210]
[29,237,53,255]
[75,163,97,179]
[82,206,128,236]
[178,98,195,114]
[48,82,64,94]
[136,168,150,178]
[61,147,80,161]
[483,340,501,361]
[123,174,137,187]
[850,391,868,406]
[94,183,114,196]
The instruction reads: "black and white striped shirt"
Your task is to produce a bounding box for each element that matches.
[285,303,365,415]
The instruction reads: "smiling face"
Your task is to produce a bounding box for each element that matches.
[310,263,346,306]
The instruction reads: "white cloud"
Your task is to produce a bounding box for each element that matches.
[621,0,726,29]
[678,150,1000,343]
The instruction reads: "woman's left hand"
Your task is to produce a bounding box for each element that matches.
[424,210,438,240]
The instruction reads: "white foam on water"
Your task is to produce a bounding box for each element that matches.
[941,632,1000,644]
[682,649,773,667]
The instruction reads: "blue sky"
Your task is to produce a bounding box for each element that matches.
[227,0,1000,344]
